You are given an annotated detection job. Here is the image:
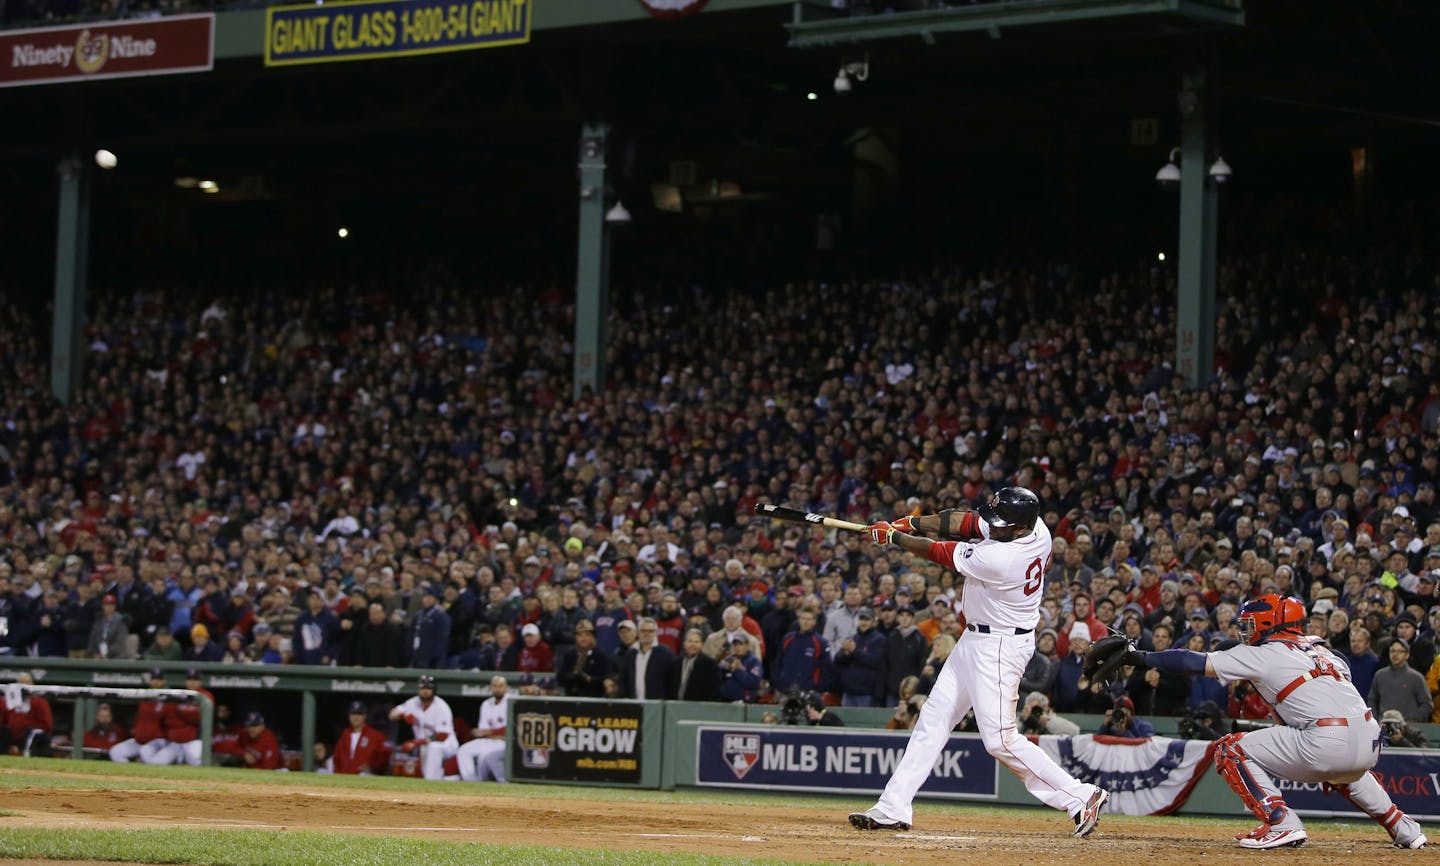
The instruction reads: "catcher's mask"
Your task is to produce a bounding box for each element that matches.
[1236,594,1306,645]
[978,486,1040,531]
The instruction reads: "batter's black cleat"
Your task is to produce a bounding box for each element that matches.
[849,808,910,831]
[1072,788,1109,839]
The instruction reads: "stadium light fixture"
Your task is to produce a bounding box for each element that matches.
[605,202,632,224]
[337,227,349,239]
[1157,148,1233,188]
[1155,148,1181,187]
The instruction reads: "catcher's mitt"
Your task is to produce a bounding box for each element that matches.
[1083,635,1144,684]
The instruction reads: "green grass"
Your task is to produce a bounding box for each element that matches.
[0,809,18,817]
[0,828,815,866]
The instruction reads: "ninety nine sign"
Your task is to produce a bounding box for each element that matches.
[0,14,213,88]
[265,0,530,67]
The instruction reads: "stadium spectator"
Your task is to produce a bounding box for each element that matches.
[1368,639,1432,722]
[621,617,673,700]
[1020,627,1060,698]
[409,585,452,670]
[671,628,721,701]
[702,605,762,661]
[774,608,832,693]
[142,626,182,661]
[333,700,391,776]
[834,607,886,707]
[351,603,406,668]
[556,619,609,698]
[1346,627,1382,700]
[880,605,925,706]
[88,594,130,660]
[186,624,223,663]
[32,590,66,657]
[718,634,764,702]
[516,622,554,673]
[293,591,340,666]
[237,711,281,770]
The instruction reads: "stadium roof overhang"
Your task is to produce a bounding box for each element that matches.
[785,0,1244,48]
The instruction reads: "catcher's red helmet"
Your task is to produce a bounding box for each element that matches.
[1236,594,1306,645]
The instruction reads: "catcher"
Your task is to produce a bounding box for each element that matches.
[1086,593,1428,850]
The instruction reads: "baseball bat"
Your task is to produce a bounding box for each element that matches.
[753,502,869,533]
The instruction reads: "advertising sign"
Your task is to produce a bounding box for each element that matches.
[265,0,530,67]
[695,725,998,799]
[510,698,642,785]
[1277,748,1440,821]
[0,14,213,88]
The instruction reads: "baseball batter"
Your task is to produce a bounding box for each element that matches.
[457,675,510,782]
[849,487,1110,838]
[1111,593,1427,849]
[389,675,458,780]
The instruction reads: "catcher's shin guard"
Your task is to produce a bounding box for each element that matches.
[1215,733,1288,828]
[1327,772,1424,846]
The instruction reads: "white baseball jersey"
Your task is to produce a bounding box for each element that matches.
[874,514,1096,826]
[943,518,1052,630]
[1208,635,1369,726]
[476,693,509,733]
[394,695,455,741]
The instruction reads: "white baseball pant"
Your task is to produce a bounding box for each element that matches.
[420,737,459,780]
[875,629,1097,824]
[156,739,204,767]
[456,738,506,782]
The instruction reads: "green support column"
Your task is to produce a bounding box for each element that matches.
[199,692,214,766]
[71,696,90,760]
[301,689,316,772]
[573,124,609,401]
[1175,62,1217,389]
[52,154,91,406]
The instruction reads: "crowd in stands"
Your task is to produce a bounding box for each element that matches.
[0,247,1438,745]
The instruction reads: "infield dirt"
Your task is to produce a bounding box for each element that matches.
[0,766,1412,865]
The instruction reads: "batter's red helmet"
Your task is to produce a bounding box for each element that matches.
[1236,594,1306,645]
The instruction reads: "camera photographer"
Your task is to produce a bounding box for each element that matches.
[780,688,843,726]
[1019,691,1080,736]
[1098,696,1155,738]
[1176,700,1229,741]
[1379,709,1429,749]
[886,694,924,731]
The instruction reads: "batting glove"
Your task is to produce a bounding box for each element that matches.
[867,521,897,545]
[892,516,916,534]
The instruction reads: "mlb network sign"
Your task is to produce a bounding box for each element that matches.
[695,725,998,799]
